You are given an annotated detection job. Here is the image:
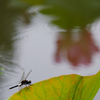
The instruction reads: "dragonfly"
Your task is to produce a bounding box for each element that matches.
[9,70,32,89]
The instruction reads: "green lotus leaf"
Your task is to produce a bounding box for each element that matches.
[8,70,100,100]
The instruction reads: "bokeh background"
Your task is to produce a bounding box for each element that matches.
[0,0,100,99]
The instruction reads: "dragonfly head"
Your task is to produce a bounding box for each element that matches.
[28,80,31,84]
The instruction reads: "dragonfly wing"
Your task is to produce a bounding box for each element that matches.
[19,72,25,83]
[24,70,32,80]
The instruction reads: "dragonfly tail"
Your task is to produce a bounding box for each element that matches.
[9,85,18,89]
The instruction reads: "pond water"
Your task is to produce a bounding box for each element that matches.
[0,1,100,100]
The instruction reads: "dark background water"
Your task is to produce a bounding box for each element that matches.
[0,0,100,99]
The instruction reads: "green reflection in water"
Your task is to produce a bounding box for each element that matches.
[0,1,32,99]
[0,0,31,70]
[0,67,5,75]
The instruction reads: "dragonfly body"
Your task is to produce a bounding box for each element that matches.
[9,70,32,90]
[19,80,31,87]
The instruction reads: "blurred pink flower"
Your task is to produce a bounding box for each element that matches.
[55,30,99,66]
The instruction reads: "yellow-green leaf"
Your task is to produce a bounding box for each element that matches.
[8,70,100,100]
